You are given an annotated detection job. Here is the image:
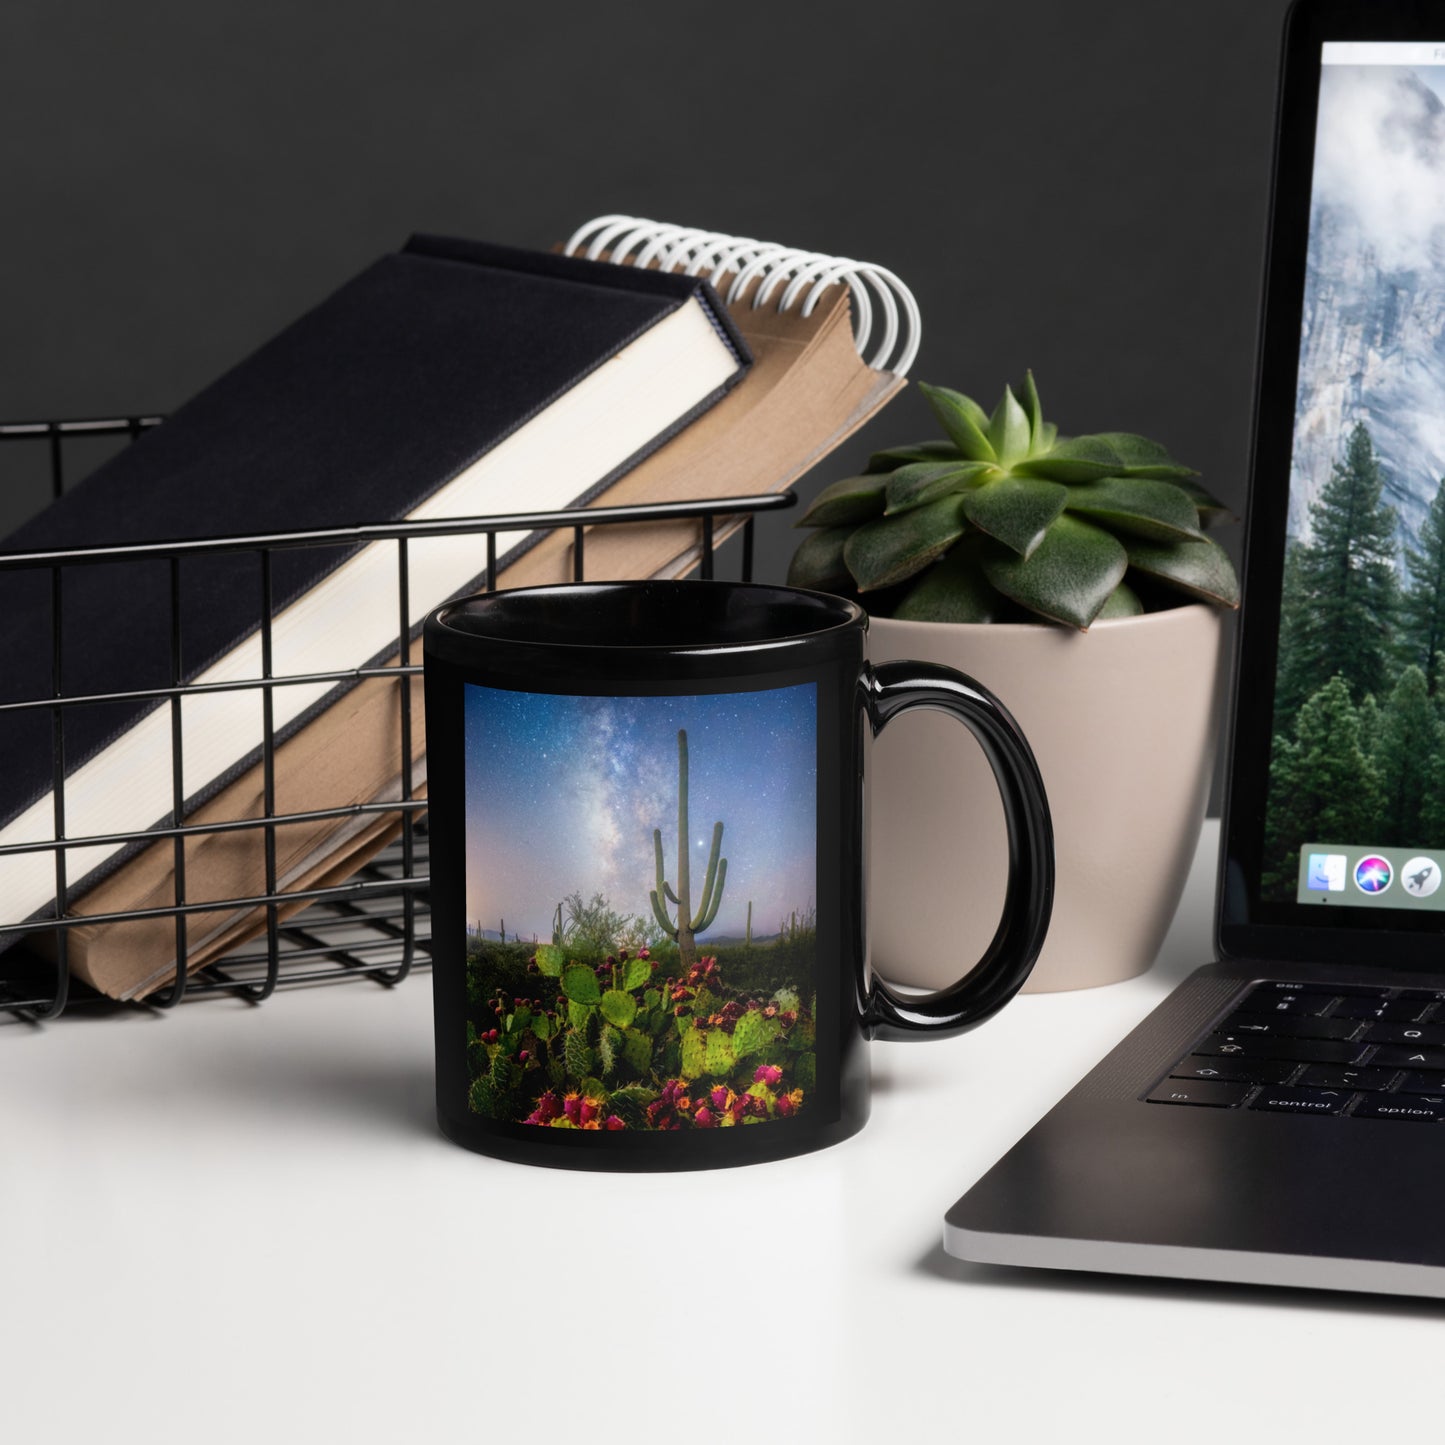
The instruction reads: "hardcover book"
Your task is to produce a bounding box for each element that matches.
[0,232,749,990]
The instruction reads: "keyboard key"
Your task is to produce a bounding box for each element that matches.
[1367,1046,1445,1069]
[1198,1036,1366,1064]
[1147,1081,1253,1108]
[1246,982,1384,998]
[1393,990,1445,1004]
[1398,1072,1445,1096]
[1170,1056,1295,1085]
[1249,1086,1353,1115]
[1224,1016,1363,1041]
[1297,1065,1396,1091]
[1333,998,1432,1022]
[1361,1022,1445,1046]
[1231,991,1337,1017]
[1352,1097,1445,1122]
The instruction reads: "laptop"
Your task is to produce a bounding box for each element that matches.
[943,0,1445,1299]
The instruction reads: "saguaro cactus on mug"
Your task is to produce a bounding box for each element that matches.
[650,728,726,967]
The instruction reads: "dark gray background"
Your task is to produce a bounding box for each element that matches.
[0,0,1291,588]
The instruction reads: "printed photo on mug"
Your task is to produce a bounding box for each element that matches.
[462,682,819,1133]
[425,580,1052,1168]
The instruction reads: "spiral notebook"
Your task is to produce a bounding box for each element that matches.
[38,217,919,999]
[499,214,919,587]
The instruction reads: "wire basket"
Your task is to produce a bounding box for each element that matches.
[0,415,794,1022]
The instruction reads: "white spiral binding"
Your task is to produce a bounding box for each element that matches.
[561,214,921,376]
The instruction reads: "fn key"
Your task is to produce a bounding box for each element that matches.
[1147,1080,1253,1108]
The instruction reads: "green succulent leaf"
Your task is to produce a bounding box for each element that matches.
[566,998,594,1032]
[786,525,855,591]
[1125,535,1240,607]
[1012,435,1126,483]
[987,384,1032,464]
[563,1031,594,1079]
[599,988,638,1029]
[622,955,652,991]
[533,943,565,978]
[1062,476,1204,543]
[916,383,997,462]
[867,439,965,472]
[1088,432,1198,480]
[885,461,995,515]
[680,1027,706,1080]
[843,495,967,592]
[1096,580,1144,619]
[961,475,1069,558]
[796,474,888,527]
[730,1010,782,1060]
[980,514,1129,629]
[704,1028,737,1077]
[597,1022,620,1077]
[621,1029,652,1074]
[1038,421,1058,451]
[1022,371,1044,450]
[892,546,1001,623]
[560,965,601,1005]
[1173,477,1235,528]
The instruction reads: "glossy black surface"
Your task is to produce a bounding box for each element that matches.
[859,662,1054,1042]
[424,581,1054,1169]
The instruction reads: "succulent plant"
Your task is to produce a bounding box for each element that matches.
[787,374,1239,629]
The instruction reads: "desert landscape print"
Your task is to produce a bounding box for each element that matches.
[462,682,818,1131]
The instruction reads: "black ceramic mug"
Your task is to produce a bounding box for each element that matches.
[424,580,1053,1169]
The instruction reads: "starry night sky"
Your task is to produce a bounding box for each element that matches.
[464,683,816,941]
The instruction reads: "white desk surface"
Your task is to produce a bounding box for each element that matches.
[5,818,1441,1445]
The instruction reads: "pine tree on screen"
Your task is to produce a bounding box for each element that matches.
[1373,664,1439,846]
[1275,423,1399,716]
[1262,674,1383,894]
[1399,478,1445,696]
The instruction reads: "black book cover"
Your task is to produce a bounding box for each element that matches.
[0,235,749,901]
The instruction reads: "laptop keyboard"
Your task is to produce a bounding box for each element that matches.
[1148,981,1445,1120]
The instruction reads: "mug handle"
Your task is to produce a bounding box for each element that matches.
[859,659,1055,1041]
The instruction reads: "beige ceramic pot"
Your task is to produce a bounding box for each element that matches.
[865,604,1224,992]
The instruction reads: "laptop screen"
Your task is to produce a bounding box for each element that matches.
[1263,40,1445,918]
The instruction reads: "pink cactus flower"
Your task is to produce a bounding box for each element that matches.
[518,1050,530,1063]
[776,1088,804,1117]
[525,1091,563,1126]
[604,1115,626,1131]
[709,1085,730,1111]
[563,1093,583,1125]
[730,1096,748,1123]
[579,1095,602,1125]
[639,947,651,960]
[693,1107,716,1128]
[754,1063,783,1087]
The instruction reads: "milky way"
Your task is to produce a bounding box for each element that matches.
[464,683,816,941]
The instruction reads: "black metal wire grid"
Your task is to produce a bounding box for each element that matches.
[0,415,794,1022]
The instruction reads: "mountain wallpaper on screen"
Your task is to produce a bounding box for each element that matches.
[1290,65,1445,550]
[1265,62,1445,899]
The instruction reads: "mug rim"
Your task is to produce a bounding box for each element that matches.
[425,579,867,656]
